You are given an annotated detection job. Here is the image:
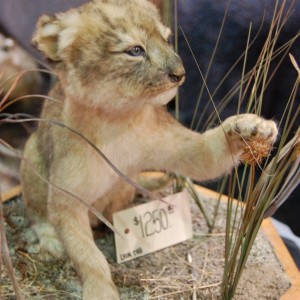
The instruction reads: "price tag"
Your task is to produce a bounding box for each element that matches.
[113,190,193,263]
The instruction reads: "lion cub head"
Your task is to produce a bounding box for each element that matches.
[33,0,185,111]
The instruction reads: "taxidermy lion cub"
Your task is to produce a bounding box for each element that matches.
[21,0,278,299]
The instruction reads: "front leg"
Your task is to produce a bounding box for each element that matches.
[148,113,278,181]
[48,189,119,300]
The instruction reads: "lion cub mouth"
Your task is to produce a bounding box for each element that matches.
[148,86,179,105]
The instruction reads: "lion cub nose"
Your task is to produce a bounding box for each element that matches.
[168,72,185,83]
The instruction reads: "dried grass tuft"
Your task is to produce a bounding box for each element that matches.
[241,138,273,165]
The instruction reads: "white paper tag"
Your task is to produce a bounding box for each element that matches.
[113,190,193,263]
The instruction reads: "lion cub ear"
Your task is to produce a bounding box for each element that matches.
[32,14,63,61]
[33,12,79,63]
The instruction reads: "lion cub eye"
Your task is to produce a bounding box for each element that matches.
[126,46,145,57]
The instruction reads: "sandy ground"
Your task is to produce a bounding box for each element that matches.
[1,188,291,300]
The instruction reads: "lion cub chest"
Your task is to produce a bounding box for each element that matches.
[52,113,148,201]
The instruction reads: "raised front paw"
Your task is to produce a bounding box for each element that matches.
[223,114,278,156]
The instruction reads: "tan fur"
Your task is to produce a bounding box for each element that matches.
[20,0,278,299]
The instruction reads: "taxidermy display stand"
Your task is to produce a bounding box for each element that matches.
[2,177,300,300]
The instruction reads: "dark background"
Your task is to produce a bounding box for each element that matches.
[175,0,300,236]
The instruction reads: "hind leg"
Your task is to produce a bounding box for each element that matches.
[20,133,64,260]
